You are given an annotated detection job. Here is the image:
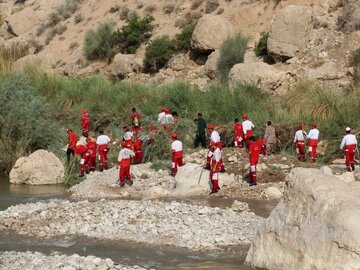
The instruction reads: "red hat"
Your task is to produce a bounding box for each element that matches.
[161,107,167,112]
[242,114,248,120]
[312,123,317,128]
[207,123,214,130]
[66,128,72,132]
[297,124,303,129]
[171,132,177,139]
[164,108,170,114]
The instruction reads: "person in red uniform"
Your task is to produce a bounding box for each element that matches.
[133,137,143,164]
[293,124,306,161]
[306,123,320,163]
[74,140,90,177]
[123,126,133,149]
[242,114,255,148]
[205,124,225,172]
[81,109,90,137]
[130,108,141,139]
[233,118,244,148]
[340,127,358,172]
[66,128,77,162]
[209,143,221,194]
[248,136,266,186]
[171,132,183,176]
[96,130,111,172]
[86,137,97,172]
[117,143,135,187]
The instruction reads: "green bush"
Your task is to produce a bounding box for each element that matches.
[254,32,268,57]
[83,23,114,60]
[144,36,175,72]
[174,21,197,51]
[217,33,248,82]
[351,48,360,83]
[112,16,154,54]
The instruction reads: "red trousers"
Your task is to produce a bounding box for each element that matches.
[98,145,108,171]
[133,151,143,164]
[345,145,356,171]
[172,151,183,175]
[80,152,90,176]
[234,135,243,148]
[296,141,305,161]
[119,159,131,187]
[249,155,260,183]
[308,139,318,163]
[210,160,220,191]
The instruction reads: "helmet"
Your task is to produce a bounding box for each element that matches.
[242,114,248,120]
[312,123,317,128]
[66,128,72,132]
[346,127,351,132]
[207,123,214,130]
[171,132,177,139]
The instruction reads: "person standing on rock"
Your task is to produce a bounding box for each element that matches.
[306,123,319,163]
[242,114,255,148]
[74,138,90,177]
[130,107,141,139]
[248,136,266,186]
[205,124,225,172]
[233,118,244,148]
[86,137,97,172]
[209,143,221,194]
[194,113,207,148]
[340,127,357,172]
[117,142,135,187]
[81,108,90,137]
[293,124,306,162]
[264,121,276,155]
[170,132,184,176]
[96,130,111,172]
[66,128,77,162]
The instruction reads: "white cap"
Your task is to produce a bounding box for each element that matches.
[345,127,351,132]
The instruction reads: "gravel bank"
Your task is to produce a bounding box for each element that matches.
[0,199,263,251]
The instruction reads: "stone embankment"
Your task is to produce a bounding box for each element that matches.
[0,199,263,251]
[0,251,149,270]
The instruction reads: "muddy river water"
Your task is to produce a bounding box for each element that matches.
[0,177,277,269]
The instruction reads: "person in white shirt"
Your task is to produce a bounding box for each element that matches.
[205,124,225,172]
[170,133,183,176]
[242,114,255,148]
[209,143,221,194]
[293,124,307,161]
[306,123,320,163]
[340,127,358,171]
[157,108,166,123]
[96,130,111,171]
[117,143,135,187]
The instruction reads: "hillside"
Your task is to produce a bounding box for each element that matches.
[0,0,359,91]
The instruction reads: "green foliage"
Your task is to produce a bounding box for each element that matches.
[83,23,114,60]
[351,48,360,83]
[144,36,175,72]
[217,33,248,83]
[150,160,171,171]
[254,32,268,57]
[0,74,62,173]
[174,21,197,52]
[112,16,154,54]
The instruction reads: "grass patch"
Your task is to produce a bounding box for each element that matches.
[217,33,248,83]
[0,43,28,74]
[83,23,114,60]
[174,21,197,52]
[254,32,268,57]
[144,36,175,72]
[351,48,360,83]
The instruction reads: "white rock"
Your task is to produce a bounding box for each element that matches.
[336,172,355,184]
[231,200,249,212]
[264,187,283,200]
[320,165,333,175]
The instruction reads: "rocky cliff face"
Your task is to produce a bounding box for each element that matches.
[0,0,359,92]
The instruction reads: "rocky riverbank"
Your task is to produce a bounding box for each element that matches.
[0,251,149,270]
[0,199,263,251]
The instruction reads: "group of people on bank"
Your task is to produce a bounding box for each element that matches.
[65,108,358,194]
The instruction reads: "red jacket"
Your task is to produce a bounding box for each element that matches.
[249,139,266,163]
[86,140,97,158]
[74,144,88,155]
[68,132,77,150]
[234,122,243,137]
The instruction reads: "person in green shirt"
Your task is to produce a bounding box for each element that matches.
[194,113,207,148]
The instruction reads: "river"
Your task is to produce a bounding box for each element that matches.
[0,176,276,269]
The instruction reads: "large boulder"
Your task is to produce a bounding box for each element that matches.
[172,163,235,196]
[108,53,141,78]
[204,50,220,79]
[10,150,65,185]
[267,5,313,60]
[228,62,287,93]
[246,168,360,270]
[191,14,235,53]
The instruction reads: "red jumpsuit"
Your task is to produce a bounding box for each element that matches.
[210,147,221,192]
[75,144,90,176]
[133,139,143,164]
[171,140,183,175]
[118,148,135,187]
[98,144,109,171]
[345,145,356,171]
[308,139,318,163]
[234,122,244,148]
[81,110,90,136]
[86,139,97,172]
[68,132,77,150]
[249,139,266,183]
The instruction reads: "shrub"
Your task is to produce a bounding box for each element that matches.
[48,12,61,26]
[144,36,175,72]
[351,48,360,83]
[74,13,83,23]
[174,21,197,51]
[144,4,157,14]
[216,7,224,14]
[127,10,139,20]
[0,43,28,74]
[112,16,154,54]
[205,0,219,13]
[120,7,129,20]
[56,0,80,19]
[337,0,360,33]
[254,32,268,57]
[191,0,203,10]
[46,24,67,44]
[163,3,175,14]
[137,2,144,9]
[83,23,114,60]
[109,5,120,13]
[217,33,248,82]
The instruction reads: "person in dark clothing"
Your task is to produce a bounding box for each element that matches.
[194,113,207,148]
